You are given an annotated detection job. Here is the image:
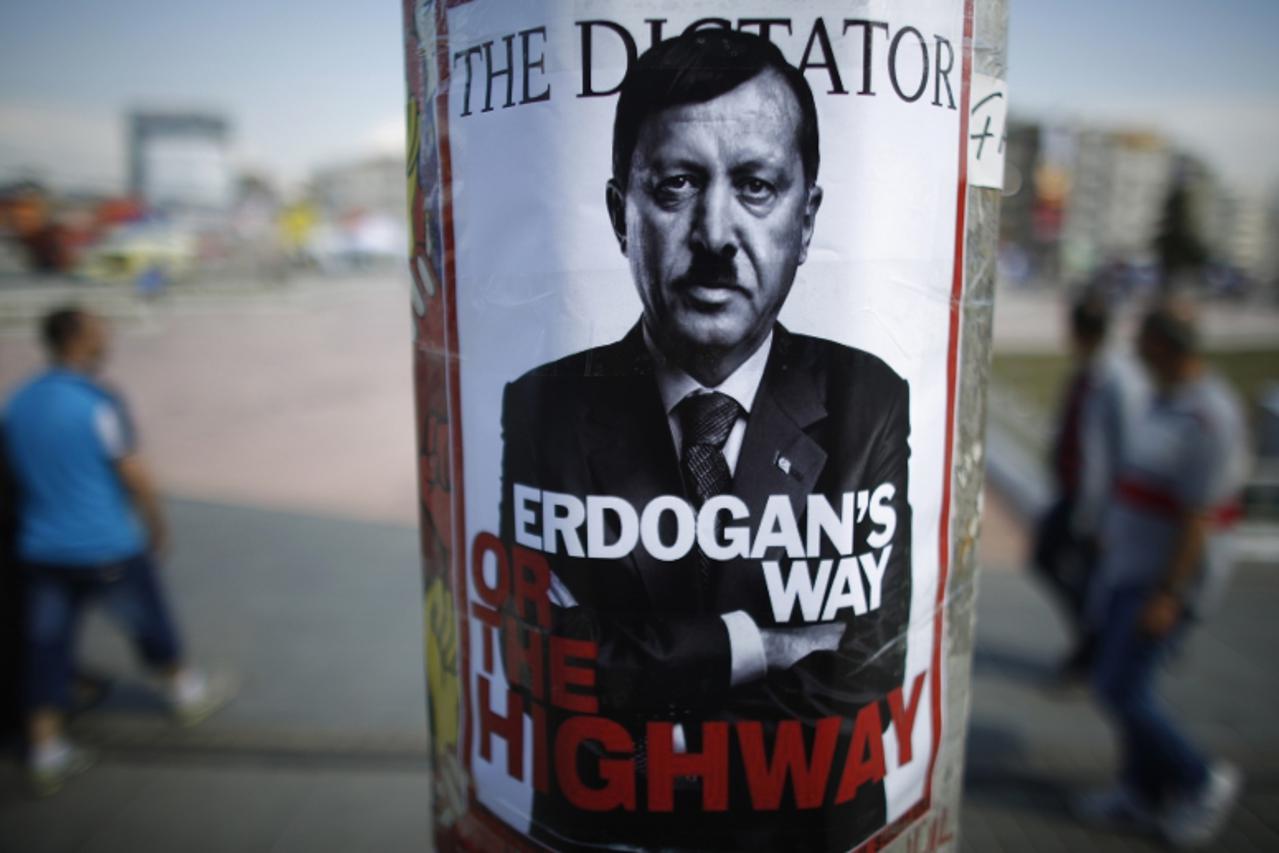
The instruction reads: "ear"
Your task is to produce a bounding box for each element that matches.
[797,183,823,265]
[605,179,628,255]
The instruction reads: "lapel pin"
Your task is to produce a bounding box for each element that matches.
[775,454,792,476]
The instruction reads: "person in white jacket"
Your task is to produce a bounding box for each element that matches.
[1032,292,1148,680]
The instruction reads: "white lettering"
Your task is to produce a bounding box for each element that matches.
[514,483,541,549]
[762,559,833,623]
[867,483,897,548]
[822,556,868,620]
[750,495,805,559]
[543,491,585,557]
[640,496,696,562]
[806,493,855,556]
[859,545,892,611]
[585,495,638,560]
[697,495,750,561]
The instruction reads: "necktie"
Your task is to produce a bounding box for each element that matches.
[676,392,741,599]
[677,391,740,505]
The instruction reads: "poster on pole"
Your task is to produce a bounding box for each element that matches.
[404,1,972,849]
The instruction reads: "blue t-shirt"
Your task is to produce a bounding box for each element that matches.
[3,368,146,565]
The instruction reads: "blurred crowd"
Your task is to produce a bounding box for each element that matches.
[1032,292,1251,847]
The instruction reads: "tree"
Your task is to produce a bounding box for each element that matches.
[1153,174,1208,292]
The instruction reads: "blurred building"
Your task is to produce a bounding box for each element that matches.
[1208,190,1279,294]
[128,111,233,212]
[303,155,407,270]
[997,122,1043,286]
[997,119,1256,296]
[308,154,403,219]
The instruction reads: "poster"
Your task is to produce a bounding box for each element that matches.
[404,1,972,850]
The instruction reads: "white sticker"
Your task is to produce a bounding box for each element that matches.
[968,72,1008,189]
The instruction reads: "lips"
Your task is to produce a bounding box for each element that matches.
[684,286,740,309]
[677,276,746,310]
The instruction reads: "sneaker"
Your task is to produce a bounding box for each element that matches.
[1073,783,1157,832]
[171,669,237,727]
[1158,762,1242,848]
[28,744,97,798]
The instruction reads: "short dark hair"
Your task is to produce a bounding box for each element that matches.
[41,307,86,358]
[612,29,820,191]
[1140,300,1199,356]
[1070,292,1109,343]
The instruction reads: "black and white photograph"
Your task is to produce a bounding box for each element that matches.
[431,1,969,849]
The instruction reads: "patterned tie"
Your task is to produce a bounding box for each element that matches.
[677,391,740,505]
[676,392,741,599]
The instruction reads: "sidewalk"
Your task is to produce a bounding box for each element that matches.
[0,499,432,853]
[969,485,1279,851]
[964,559,1279,852]
[2,495,1275,851]
[1,275,1273,850]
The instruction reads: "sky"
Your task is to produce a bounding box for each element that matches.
[1007,0,1279,194]
[0,0,405,192]
[1,0,1277,195]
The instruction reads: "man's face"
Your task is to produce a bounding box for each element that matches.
[77,314,110,374]
[609,69,821,375]
[1137,328,1173,388]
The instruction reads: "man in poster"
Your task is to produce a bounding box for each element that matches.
[500,29,912,851]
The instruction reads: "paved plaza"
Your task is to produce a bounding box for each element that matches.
[1,275,1274,851]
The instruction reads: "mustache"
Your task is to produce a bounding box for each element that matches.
[670,251,740,292]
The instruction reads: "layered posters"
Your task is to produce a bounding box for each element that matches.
[405,1,972,850]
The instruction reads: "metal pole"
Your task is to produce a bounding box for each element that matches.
[909,0,1009,849]
[403,2,1009,849]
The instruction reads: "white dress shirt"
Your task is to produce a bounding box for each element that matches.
[644,327,770,688]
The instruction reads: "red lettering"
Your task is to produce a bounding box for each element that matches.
[471,532,509,609]
[477,676,523,781]
[737,718,840,810]
[512,545,551,628]
[550,636,599,713]
[502,613,545,700]
[888,672,926,764]
[470,602,500,674]
[931,807,955,848]
[835,702,886,803]
[554,716,636,811]
[647,722,729,812]
[908,807,956,853]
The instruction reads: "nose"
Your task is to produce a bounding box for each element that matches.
[690,181,738,259]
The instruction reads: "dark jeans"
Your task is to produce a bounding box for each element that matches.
[1092,584,1208,805]
[23,553,182,711]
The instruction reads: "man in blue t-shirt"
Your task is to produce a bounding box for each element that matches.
[3,307,226,795]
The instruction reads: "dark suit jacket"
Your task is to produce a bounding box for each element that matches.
[499,322,912,852]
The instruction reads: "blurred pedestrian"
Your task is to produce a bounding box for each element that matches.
[1078,299,1248,847]
[1032,292,1146,680]
[0,422,23,740]
[2,307,228,796]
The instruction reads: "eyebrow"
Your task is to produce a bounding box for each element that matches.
[643,153,790,176]
[643,157,709,176]
[728,158,784,176]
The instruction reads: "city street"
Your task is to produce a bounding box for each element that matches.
[1,275,1275,851]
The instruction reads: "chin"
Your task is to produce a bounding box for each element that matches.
[669,310,753,345]
[668,328,750,360]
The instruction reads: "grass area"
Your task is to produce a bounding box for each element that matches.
[991,349,1279,419]
[990,354,1073,421]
